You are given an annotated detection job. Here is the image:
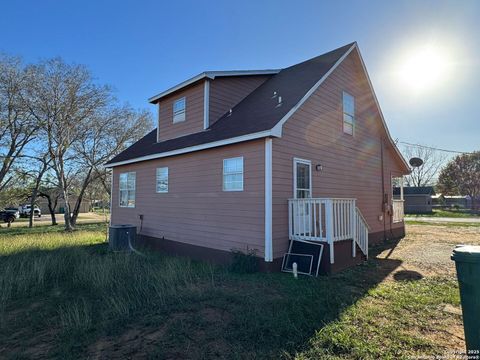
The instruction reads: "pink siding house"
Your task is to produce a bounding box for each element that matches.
[106,43,410,274]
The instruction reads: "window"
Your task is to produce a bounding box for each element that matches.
[223,157,243,191]
[173,97,186,123]
[156,167,168,193]
[342,91,355,135]
[119,172,136,208]
[294,159,311,199]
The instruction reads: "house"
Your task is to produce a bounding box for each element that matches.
[393,186,434,214]
[106,42,410,274]
[23,195,90,215]
[432,194,471,209]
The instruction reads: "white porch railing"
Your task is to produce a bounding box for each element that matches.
[288,198,369,264]
[392,200,404,223]
[354,207,369,259]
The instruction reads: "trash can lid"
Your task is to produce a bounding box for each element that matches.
[109,224,135,229]
[451,245,480,263]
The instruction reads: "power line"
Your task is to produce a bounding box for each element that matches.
[397,141,474,155]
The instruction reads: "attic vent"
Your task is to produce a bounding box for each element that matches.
[276,96,283,108]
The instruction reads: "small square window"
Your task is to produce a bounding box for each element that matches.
[156,167,168,193]
[173,97,186,123]
[342,92,355,135]
[223,157,243,191]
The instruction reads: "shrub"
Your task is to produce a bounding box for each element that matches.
[229,249,258,274]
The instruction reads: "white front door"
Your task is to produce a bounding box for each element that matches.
[293,158,312,235]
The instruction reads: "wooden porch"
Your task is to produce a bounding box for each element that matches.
[288,198,369,264]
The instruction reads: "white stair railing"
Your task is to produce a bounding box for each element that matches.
[288,198,369,263]
[354,207,369,259]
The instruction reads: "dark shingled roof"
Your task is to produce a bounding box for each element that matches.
[106,43,355,166]
[393,186,435,196]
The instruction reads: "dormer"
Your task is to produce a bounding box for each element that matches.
[149,70,279,142]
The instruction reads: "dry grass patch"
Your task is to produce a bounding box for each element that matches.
[0,222,473,359]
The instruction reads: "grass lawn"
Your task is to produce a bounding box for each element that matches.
[0,223,464,359]
[406,208,480,218]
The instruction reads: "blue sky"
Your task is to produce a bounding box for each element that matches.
[1,0,478,152]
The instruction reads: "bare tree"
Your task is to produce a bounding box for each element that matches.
[27,58,111,231]
[401,145,448,187]
[70,105,152,226]
[0,54,40,191]
[27,58,152,230]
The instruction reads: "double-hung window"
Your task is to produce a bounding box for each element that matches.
[156,167,168,193]
[173,97,186,123]
[342,91,355,135]
[119,172,136,208]
[223,157,243,191]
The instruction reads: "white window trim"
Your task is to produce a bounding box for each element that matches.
[293,158,312,199]
[119,172,136,208]
[203,80,210,129]
[156,103,160,142]
[156,167,169,193]
[173,97,186,123]
[223,156,244,192]
[342,91,355,136]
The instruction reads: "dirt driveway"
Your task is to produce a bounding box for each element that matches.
[377,224,480,278]
[375,224,479,350]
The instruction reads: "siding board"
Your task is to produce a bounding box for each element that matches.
[112,140,266,256]
[271,50,407,259]
[158,82,205,142]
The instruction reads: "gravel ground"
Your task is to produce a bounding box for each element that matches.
[377,224,480,278]
[407,217,480,223]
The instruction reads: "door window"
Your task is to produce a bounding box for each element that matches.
[295,160,311,199]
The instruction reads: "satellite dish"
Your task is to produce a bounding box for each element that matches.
[409,157,424,167]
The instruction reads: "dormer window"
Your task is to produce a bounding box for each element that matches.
[342,91,355,135]
[173,97,186,123]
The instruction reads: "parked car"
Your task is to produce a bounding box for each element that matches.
[0,210,16,224]
[4,207,20,219]
[19,205,41,218]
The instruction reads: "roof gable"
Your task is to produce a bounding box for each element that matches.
[148,70,280,104]
[107,43,353,166]
[106,42,408,170]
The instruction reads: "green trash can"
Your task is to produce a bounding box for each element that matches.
[451,245,480,352]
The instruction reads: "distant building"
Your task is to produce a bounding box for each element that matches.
[432,194,469,209]
[22,196,90,214]
[393,186,435,214]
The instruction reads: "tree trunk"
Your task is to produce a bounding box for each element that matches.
[71,168,93,227]
[62,192,73,231]
[59,177,73,231]
[47,195,58,225]
[28,160,49,228]
[28,191,37,228]
[55,157,74,231]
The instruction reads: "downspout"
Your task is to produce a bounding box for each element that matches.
[264,138,273,262]
[108,169,114,242]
